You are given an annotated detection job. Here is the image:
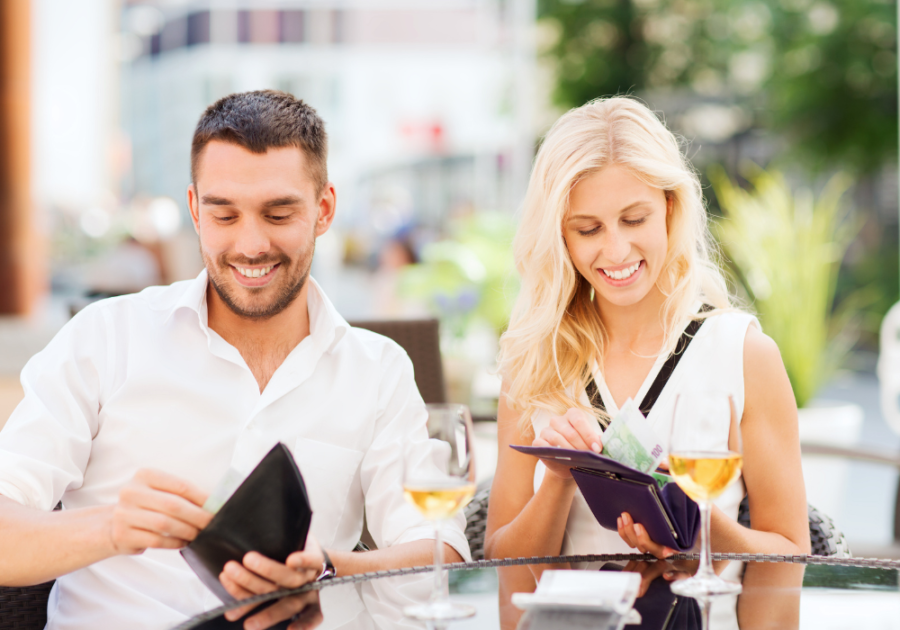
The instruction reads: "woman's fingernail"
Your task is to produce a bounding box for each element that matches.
[617,517,622,529]
[591,442,601,453]
[664,548,675,558]
[663,571,675,580]
[635,524,643,536]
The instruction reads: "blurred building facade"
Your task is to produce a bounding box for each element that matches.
[119,0,537,280]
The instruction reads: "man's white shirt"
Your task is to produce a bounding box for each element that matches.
[0,271,470,629]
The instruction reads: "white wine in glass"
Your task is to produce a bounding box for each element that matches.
[668,393,743,598]
[402,403,477,622]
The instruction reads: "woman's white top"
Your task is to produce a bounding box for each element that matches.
[531,311,759,555]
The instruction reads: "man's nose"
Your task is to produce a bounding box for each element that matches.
[234,216,271,258]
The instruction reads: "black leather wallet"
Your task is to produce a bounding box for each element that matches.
[511,445,699,551]
[181,442,313,603]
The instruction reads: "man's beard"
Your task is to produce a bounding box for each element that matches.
[203,242,314,320]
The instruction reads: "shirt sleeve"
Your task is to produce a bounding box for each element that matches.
[0,302,112,510]
[359,345,472,562]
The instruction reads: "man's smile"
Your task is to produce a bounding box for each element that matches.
[230,263,281,287]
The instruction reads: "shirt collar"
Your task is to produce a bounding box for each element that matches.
[162,269,349,354]
[306,276,350,354]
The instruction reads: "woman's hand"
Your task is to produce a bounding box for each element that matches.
[616,512,675,559]
[532,408,603,479]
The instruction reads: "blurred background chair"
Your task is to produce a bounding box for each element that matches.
[349,319,446,405]
[0,582,54,630]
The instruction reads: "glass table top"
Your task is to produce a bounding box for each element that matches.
[184,557,900,630]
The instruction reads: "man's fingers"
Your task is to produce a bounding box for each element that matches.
[135,468,210,507]
[220,572,260,621]
[123,486,212,531]
[123,508,201,542]
[244,552,312,589]
[246,592,319,630]
[224,559,280,595]
[110,517,190,554]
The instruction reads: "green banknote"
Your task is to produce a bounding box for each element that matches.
[601,398,665,474]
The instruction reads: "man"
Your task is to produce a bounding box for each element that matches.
[0,90,469,629]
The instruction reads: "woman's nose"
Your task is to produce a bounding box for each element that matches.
[603,227,630,264]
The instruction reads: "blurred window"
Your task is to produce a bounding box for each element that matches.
[333,10,344,44]
[280,10,305,44]
[250,10,280,44]
[187,11,210,47]
[237,10,251,44]
[159,15,187,52]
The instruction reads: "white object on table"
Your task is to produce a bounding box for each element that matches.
[511,570,641,615]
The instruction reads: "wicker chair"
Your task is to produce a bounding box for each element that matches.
[462,480,852,560]
[0,582,54,630]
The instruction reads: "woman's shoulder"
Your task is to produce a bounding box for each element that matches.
[701,309,783,377]
[698,308,759,338]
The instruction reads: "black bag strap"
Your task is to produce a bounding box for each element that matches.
[586,306,713,425]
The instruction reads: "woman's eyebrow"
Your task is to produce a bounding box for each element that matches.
[567,200,653,222]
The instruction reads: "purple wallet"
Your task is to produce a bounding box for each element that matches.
[511,445,700,551]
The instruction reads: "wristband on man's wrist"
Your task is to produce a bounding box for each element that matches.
[317,548,336,581]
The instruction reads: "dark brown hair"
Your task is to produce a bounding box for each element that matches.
[190,90,328,191]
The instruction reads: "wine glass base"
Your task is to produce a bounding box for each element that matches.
[670,574,742,598]
[403,601,477,622]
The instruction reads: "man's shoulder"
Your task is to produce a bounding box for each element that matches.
[340,325,410,366]
[72,278,201,325]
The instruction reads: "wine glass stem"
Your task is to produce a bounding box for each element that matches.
[697,500,715,580]
[432,519,445,602]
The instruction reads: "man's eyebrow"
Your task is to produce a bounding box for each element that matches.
[201,194,233,206]
[262,196,303,208]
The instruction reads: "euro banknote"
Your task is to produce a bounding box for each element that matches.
[601,398,665,474]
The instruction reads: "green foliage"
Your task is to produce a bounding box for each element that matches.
[398,213,520,339]
[538,0,897,174]
[711,166,866,407]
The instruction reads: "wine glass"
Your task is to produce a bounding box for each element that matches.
[668,392,743,598]
[402,403,478,621]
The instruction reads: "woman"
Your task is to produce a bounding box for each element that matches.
[484,97,810,567]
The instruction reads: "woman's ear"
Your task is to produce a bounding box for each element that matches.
[665,192,674,215]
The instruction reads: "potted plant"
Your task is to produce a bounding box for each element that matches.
[711,166,866,517]
[398,212,519,408]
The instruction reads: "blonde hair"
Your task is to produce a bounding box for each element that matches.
[499,97,732,434]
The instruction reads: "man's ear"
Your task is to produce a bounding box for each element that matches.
[315,183,337,238]
[187,184,201,235]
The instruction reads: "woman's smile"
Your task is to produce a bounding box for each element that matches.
[598,260,645,286]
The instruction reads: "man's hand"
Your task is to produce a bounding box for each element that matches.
[220,534,325,628]
[532,407,603,479]
[109,469,212,555]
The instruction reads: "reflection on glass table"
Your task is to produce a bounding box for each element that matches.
[183,558,900,630]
